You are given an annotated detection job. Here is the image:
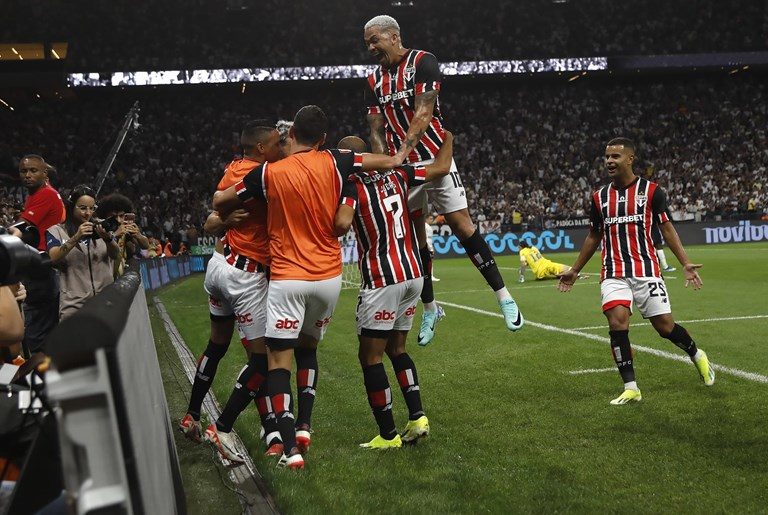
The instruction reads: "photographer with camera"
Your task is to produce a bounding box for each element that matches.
[47,185,119,320]
[96,193,150,277]
[17,155,65,354]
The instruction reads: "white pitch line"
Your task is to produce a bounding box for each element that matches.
[571,314,768,331]
[568,367,616,375]
[437,300,768,384]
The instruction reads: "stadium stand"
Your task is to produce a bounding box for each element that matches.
[0,0,766,70]
[1,75,766,240]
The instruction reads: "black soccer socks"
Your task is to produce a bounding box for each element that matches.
[419,247,435,305]
[461,230,505,291]
[609,329,636,385]
[254,382,279,444]
[665,323,698,358]
[295,347,318,428]
[268,368,297,452]
[215,352,267,432]
[363,363,397,439]
[188,340,229,420]
[391,353,424,420]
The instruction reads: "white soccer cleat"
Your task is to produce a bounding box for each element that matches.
[204,424,246,464]
[277,449,305,469]
[499,298,524,332]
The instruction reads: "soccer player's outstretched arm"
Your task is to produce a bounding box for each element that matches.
[212,188,240,215]
[203,209,249,236]
[334,205,354,237]
[558,199,602,292]
[424,131,453,182]
[213,164,267,215]
[367,113,387,155]
[334,178,358,236]
[557,230,601,292]
[653,187,702,289]
[360,152,406,170]
[660,222,702,289]
[393,53,441,163]
[394,90,438,163]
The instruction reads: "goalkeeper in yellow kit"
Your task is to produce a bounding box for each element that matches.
[518,239,580,282]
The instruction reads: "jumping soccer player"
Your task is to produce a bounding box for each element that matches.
[214,105,406,469]
[363,15,523,346]
[334,131,453,449]
[557,137,715,405]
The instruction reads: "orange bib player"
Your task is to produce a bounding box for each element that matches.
[180,123,284,464]
[214,105,406,470]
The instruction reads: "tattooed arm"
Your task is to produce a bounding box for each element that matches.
[367,113,387,155]
[393,90,438,162]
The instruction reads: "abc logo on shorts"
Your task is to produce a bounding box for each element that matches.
[275,318,300,330]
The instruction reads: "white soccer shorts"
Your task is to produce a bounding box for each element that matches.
[356,277,423,335]
[204,252,268,341]
[600,277,672,319]
[265,274,342,345]
[407,157,467,216]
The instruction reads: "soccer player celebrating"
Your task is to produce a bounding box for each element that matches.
[334,131,453,449]
[518,239,581,282]
[180,122,283,463]
[363,15,523,346]
[214,105,406,469]
[557,138,715,405]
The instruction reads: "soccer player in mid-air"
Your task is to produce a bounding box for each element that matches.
[557,138,715,405]
[334,131,453,449]
[518,239,582,283]
[214,105,407,469]
[363,15,523,346]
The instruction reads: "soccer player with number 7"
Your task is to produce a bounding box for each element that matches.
[333,131,453,450]
[557,138,715,405]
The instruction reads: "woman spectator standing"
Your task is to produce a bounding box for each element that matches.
[46,185,120,320]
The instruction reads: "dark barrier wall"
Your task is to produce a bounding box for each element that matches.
[46,271,185,514]
[430,220,768,257]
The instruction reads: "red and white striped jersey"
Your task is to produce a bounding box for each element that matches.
[366,49,445,164]
[340,165,427,289]
[589,177,671,281]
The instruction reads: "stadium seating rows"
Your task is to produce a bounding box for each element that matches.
[1,0,766,70]
[1,75,766,242]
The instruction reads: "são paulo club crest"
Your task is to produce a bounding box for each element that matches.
[636,194,648,207]
[403,66,416,81]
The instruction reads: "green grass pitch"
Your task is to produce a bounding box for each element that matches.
[153,242,768,514]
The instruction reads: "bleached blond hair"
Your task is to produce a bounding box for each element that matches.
[364,15,400,34]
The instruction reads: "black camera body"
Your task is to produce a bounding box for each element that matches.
[88,216,119,240]
[9,220,41,249]
[0,232,52,285]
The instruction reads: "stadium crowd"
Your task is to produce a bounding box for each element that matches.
[1,75,766,243]
[1,0,767,70]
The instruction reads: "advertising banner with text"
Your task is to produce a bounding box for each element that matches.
[430,219,768,258]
